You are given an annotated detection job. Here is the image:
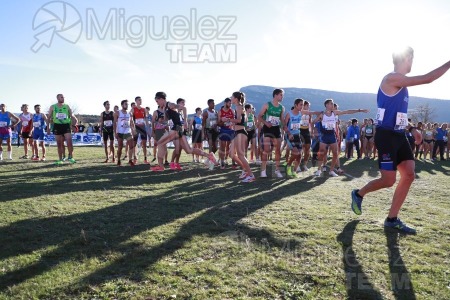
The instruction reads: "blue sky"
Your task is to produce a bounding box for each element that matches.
[1,0,450,115]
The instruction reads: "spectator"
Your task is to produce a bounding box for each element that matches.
[346,119,361,159]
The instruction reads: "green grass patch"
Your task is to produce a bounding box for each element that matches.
[1,147,449,299]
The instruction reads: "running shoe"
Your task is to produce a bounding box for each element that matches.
[329,170,339,177]
[150,165,165,172]
[286,165,293,177]
[129,160,135,166]
[208,153,217,165]
[144,157,149,164]
[351,189,363,215]
[169,162,177,170]
[123,155,128,160]
[164,160,170,166]
[151,158,156,163]
[384,218,416,234]
[314,169,321,176]
[0,154,2,161]
[103,159,109,163]
[241,175,256,183]
[275,170,283,178]
[40,157,46,162]
[68,157,76,164]
[175,163,183,170]
[62,156,67,162]
[260,170,267,178]
[55,160,63,165]
[239,171,247,179]
[32,156,40,161]
[20,155,28,159]
[302,165,309,172]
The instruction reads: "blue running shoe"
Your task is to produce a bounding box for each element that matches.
[384,218,416,234]
[351,189,363,215]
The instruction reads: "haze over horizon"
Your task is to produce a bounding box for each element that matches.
[2,0,450,115]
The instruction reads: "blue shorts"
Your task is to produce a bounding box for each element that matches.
[33,129,45,142]
[219,128,235,142]
[320,132,337,145]
[286,134,302,150]
[0,132,11,139]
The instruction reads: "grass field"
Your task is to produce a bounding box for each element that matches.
[0,146,449,299]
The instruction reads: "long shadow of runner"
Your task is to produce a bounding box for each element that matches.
[384,228,416,300]
[336,220,383,300]
[0,175,320,294]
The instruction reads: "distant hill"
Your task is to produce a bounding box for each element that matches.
[240,85,450,122]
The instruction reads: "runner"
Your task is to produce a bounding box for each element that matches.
[191,107,204,163]
[245,104,258,163]
[351,46,450,233]
[304,99,368,177]
[202,99,219,155]
[363,118,376,159]
[31,104,47,161]
[113,99,136,166]
[145,106,153,152]
[432,123,448,161]
[131,96,150,164]
[257,88,285,178]
[299,100,312,172]
[228,91,255,182]
[283,98,304,178]
[150,92,216,171]
[100,100,115,163]
[47,94,78,165]
[169,98,187,170]
[346,119,361,160]
[421,123,432,160]
[19,104,33,159]
[152,101,169,165]
[218,98,235,169]
[0,103,20,161]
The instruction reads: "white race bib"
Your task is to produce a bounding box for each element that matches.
[267,116,280,126]
[121,120,130,128]
[33,121,41,128]
[300,119,309,127]
[104,120,113,127]
[0,121,7,127]
[395,112,408,130]
[22,121,29,126]
[323,121,335,130]
[291,123,301,130]
[209,120,217,127]
[195,124,202,130]
[366,128,373,134]
[376,108,385,125]
[168,120,174,127]
[57,113,67,120]
[135,118,145,125]
[247,122,254,128]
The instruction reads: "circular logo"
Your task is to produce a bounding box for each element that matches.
[31,1,82,53]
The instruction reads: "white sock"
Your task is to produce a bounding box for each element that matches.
[0,151,3,159]
[8,151,12,159]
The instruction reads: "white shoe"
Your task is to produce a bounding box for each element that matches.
[260,170,267,178]
[239,171,247,179]
[241,175,256,183]
[329,170,339,177]
[314,170,322,176]
[275,170,283,178]
[296,166,301,173]
[303,166,309,172]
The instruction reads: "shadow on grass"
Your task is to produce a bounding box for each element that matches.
[384,227,416,300]
[336,220,384,299]
[0,163,325,296]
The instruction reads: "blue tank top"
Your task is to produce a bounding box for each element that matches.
[288,111,302,135]
[0,112,11,127]
[376,86,409,132]
[33,113,46,130]
[193,116,202,130]
[435,128,447,141]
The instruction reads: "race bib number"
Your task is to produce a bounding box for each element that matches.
[209,120,217,127]
[267,116,280,126]
[57,113,67,120]
[104,120,113,127]
[195,124,202,130]
[291,123,301,130]
[395,112,408,130]
[155,122,166,130]
[366,128,373,134]
[22,121,29,126]
[33,121,41,128]
[0,121,7,127]
[247,122,254,128]
[323,121,335,130]
[425,131,432,136]
[121,120,130,128]
[354,134,358,139]
[376,108,385,125]
[168,120,174,127]
[135,118,145,125]
[300,119,309,127]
